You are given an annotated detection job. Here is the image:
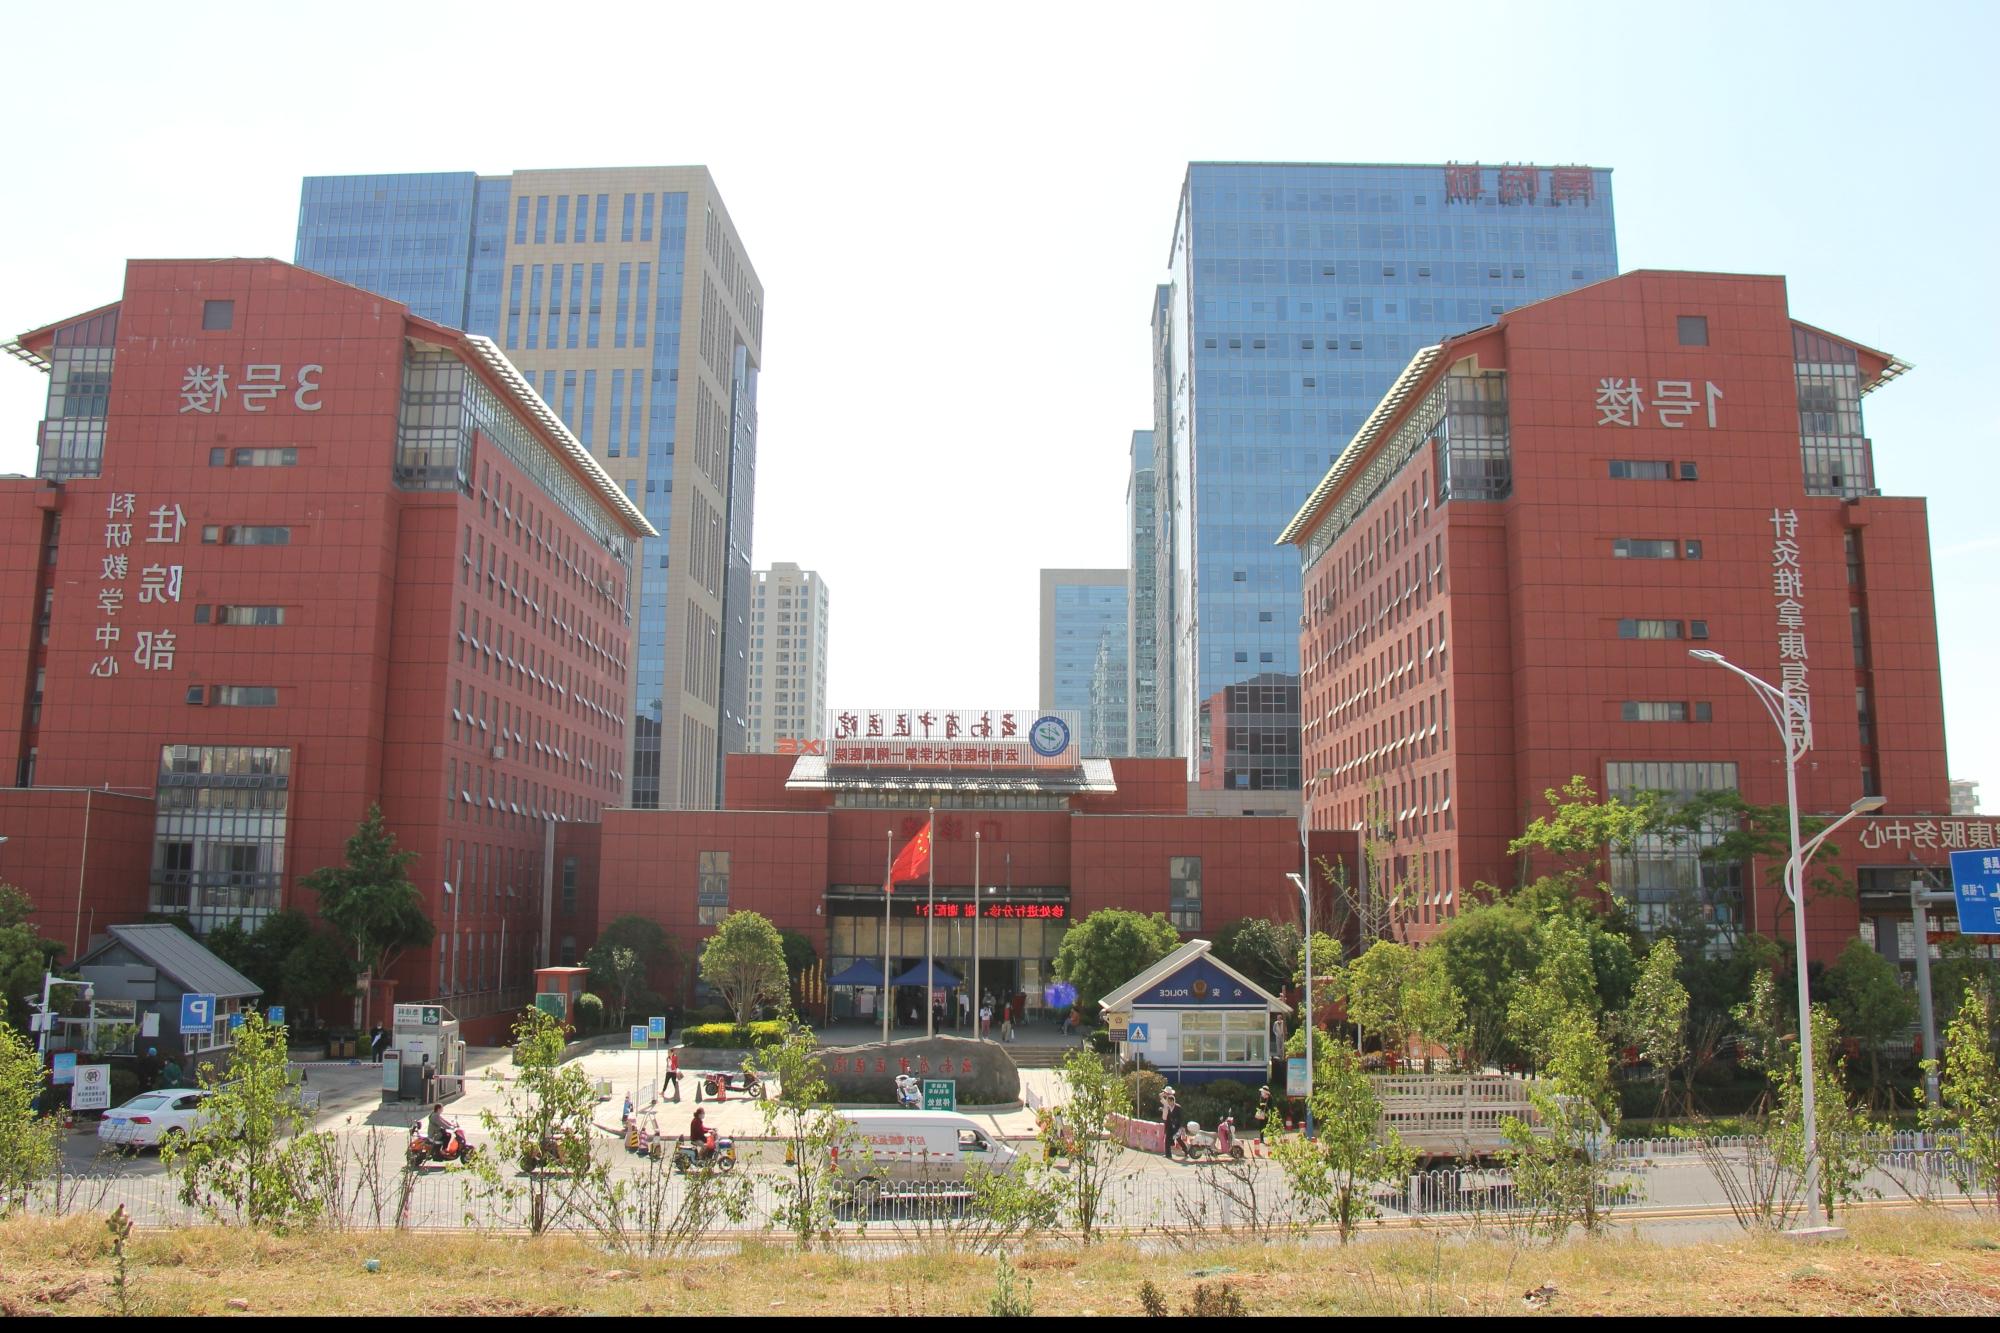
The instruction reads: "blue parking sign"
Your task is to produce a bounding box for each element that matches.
[180,992,216,1034]
[1950,849,2000,934]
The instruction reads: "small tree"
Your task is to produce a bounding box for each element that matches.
[1210,918,1302,997]
[0,885,62,1032]
[1823,937,1917,1109]
[1772,1003,1884,1221]
[1039,1047,1130,1243]
[300,805,432,1028]
[1501,1008,1622,1237]
[1507,917,1599,1073]
[0,1019,60,1214]
[754,1028,856,1249]
[698,911,788,1023]
[1920,981,2000,1214]
[474,1006,604,1234]
[1272,1042,1416,1242]
[1340,940,1414,1060]
[1403,947,1467,1072]
[586,916,669,1027]
[159,1013,337,1230]
[1623,938,1689,1114]
[1051,909,1181,1020]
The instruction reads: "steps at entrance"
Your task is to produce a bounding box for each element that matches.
[1008,1042,1089,1069]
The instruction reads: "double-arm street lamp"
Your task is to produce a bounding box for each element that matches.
[1691,647,1884,1232]
[1286,767,1338,1138]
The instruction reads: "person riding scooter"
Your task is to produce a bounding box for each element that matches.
[688,1107,710,1160]
[425,1102,459,1152]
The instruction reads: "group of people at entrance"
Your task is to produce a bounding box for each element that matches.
[896,988,1017,1040]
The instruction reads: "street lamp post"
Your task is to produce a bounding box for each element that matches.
[1291,766,1337,1139]
[1691,648,1884,1233]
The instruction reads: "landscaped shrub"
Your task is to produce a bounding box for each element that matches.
[1181,1077,1260,1132]
[679,1020,788,1050]
[572,992,606,1035]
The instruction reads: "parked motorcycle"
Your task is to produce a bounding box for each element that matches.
[894,1073,922,1109]
[673,1130,738,1173]
[407,1120,477,1169]
[699,1070,768,1100]
[519,1126,590,1173]
[1172,1115,1244,1162]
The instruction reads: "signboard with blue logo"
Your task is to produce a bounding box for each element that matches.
[267,1006,285,1027]
[648,1016,666,1040]
[180,992,216,1034]
[52,1052,76,1085]
[1126,1021,1149,1045]
[630,1025,648,1050]
[1950,849,2000,935]
[228,1011,244,1031]
[1145,958,1262,1007]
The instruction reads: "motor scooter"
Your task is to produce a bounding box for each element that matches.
[407,1119,476,1169]
[673,1129,738,1173]
[698,1069,768,1100]
[1172,1115,1244,1162]
[894,1073,922,1109]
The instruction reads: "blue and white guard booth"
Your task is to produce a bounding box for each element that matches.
[1098,939,1289,1086]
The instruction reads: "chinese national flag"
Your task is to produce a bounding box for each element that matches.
[887,819,933,891]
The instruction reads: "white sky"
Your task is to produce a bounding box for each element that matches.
[2,0,1995,797]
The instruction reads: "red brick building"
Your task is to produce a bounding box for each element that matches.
[586,748,1354,1018]
[0,259,653,1032]
[1281,270,1966,963]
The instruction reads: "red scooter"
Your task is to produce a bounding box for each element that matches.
[407,1119,477,1169]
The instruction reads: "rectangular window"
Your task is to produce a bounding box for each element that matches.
[1851,606,1868,668]
[202,526,291,546]
[614,263,631,348]
[231,448,297,467]
[634,262,651,347]
[533,195,549,244]
[214,686,278,707]
[561,856,578,915]
[1690,620,1710,639]
[1684,540,1703,560]
[214,605,285,626]
[1621,701,1689,722]
[1608,460,1671,480]
[513,196,529,245]
[185,686,204,705]
[506,265,523,348]
[640,192,655,242]
[544,263,563,348]
[1612,538,1678,559]
[553,194,569,243]
[594,193,609,242]
[1168,855,1202,931]
[526,264,542,349]
[1617,618,1683,640]
[580,369,597,446]
[566,264,584,348]
[202,300,234,331]
[621,193,636,242]
[697,850,730,925]
[1694,701,1712,723]
[1679,461,1699,481]
[587,264,603,348]
[1678,315,1709,346]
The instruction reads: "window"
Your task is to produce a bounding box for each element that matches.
[232,448,297,467]
[202,300,234,331]
[214,686,278,707]
[1608,460,1671,480]
[1622,701,1690,722]
[698,851,730,925]
[1683,540,1703,560]
[1169,855,1202,931]
[1617,619,1684,640]
[214,605,285,626]
[1677,315,1709,346]
[560,857,577,915]
[1612,538,1678,559]
[1679,462,1698,481]
[185,686,204,705]
[1694,702,1712,723]
[201,526,291,546]
[1690,620,1710,639]
[1179,1011,1267,1066]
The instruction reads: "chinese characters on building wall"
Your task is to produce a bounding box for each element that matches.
[89,494,183,679]
[1771,508,1809,746]
[1444,163,1597,207]
[1595,379,1723,428]
[1857,819,2000,852]
[178,364,322,414]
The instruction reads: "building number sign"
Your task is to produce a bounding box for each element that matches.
[1595,379,1723,429]
[89,494,183,679]
[179,364,322,414]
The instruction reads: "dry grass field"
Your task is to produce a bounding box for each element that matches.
[4,1207,2000,1316]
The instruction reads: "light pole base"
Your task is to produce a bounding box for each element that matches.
[1779,1225,1848,1244]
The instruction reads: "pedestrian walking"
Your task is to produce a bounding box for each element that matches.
[369,1024,387,1062]
[1253,1085,1274,1155]
[1159,1085,1181,1158]
[663,1047,682,1102]
[958,990,971,1030]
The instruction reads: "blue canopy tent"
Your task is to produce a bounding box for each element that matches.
[890,963,962,989]
[828,960,886,988]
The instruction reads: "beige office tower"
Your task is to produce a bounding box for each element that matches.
[297,166,765,808]
[746,565,831,753]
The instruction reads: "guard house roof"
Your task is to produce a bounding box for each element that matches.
[75,923,261,1000]
[1098,939,1291,1015]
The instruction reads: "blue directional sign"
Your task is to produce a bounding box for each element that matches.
[52,1052,76,1085]
[180,992,217,1034]
[1126,1021,1149,1044]
[648,1015,666,1040]
[1950,850,2000,934]
[267,1006,286,1027]
[630,1025,648,1050]
[228,1011,244,1031]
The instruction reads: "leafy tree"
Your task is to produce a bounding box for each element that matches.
[300,805,431,1026]
[1434,903,1537,1069]
[699,910,788,1023]
[1931,936,2000,1041]
[1919,981,2000,1214]
[755,1028,856,1248]
[1037,1047,1131,1244]
[1501,1007,1622,1237]
[586,915,670,1027]
[1210,917,1300,996]
[1507,916,1599,1073]
[1822,936,1917,1108]
[1622,938,1690,1112]
[1271,1042,1416,1242]
[0,1019,60,1213]
[1509,776,1657,884]
[1771,1003,1885,1221]
[1403,946,1467,1072]
[475,1006,603,1233]
[1339,940,1414,1059]
[0,885,62,1032]
[159,1013,336,1230]
[206,910,356,1019]
[1051,909,1181,1019]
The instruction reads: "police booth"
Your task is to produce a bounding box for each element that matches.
[1099,940,1288,1086]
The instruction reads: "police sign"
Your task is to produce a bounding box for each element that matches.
[1950,849,2000,935]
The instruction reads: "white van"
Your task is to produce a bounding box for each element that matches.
[833,1110,1020,1198]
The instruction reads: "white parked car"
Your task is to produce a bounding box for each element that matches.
[97,1088,214,1150]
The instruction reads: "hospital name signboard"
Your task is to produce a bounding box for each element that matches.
[828,707,1079,770]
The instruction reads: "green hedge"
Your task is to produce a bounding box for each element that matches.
[679,1020,788,1050]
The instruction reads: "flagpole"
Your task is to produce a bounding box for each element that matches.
[925,804,936,1039]
[882,828,892,1047]
[973,830,982,1043]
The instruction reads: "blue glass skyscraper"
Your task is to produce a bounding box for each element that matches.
[1040,569,1130,757]
[297,167,764,809]
[1153,162,1616,808]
